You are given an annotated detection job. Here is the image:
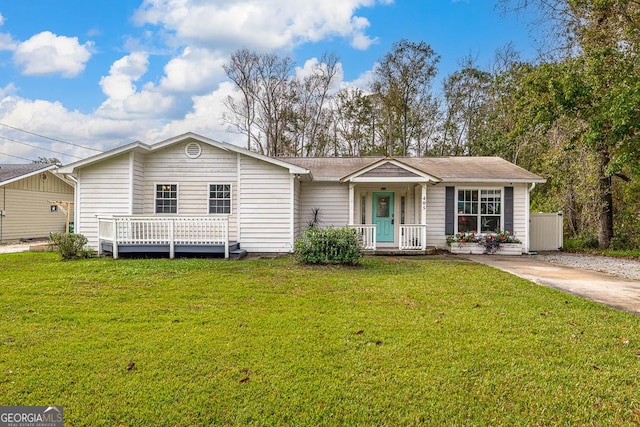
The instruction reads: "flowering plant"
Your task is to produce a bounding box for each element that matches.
[446,229,521,254]
[446,232,480,244]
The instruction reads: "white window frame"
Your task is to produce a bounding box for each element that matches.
[208,183,232,215]
[455,187,503,234]
[155,183,179,214]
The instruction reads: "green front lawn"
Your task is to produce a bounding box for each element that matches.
[1,253,639,425]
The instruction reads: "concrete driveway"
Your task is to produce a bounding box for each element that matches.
[465,255,640,315]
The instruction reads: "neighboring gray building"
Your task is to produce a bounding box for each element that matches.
[0,164,75,242]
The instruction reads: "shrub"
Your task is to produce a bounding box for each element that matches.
[564,235,599,250]
[610,235,633,251]
[294,227,362,265]
[48,232,94,260]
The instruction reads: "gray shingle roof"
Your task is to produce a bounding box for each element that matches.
[278,156,545,182]
[0,164,53,184]
[278,157,383,179]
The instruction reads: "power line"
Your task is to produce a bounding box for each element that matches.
[0,122,103,153]
[0,135,83,159]
[0,151,34,162]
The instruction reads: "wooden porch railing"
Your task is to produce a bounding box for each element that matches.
[348,225,377,250]
[98,216,229,259]
[399,224,427,250]
[347,224,428,250]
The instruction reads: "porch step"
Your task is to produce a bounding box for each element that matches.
[230,249,248,260]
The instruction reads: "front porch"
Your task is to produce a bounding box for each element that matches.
[97,216,246,259]
[343,178,432,251]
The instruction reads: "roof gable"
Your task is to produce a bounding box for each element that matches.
[341,158,440,183]
[57,132,310,176]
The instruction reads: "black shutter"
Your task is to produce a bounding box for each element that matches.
[504,186,514,233]
[445,186,455,235]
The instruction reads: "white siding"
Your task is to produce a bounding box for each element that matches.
[143,142,238,240]
[299,182,349,228]
[132,152,145,214]
[513,183,528,245]
[293,178,301,238]
[77,154,131,249]
[239,156,293,253]
[426,184,446,248]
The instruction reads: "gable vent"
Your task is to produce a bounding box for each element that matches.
[185,142,202,159]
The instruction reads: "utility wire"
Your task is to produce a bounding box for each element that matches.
[0,151,34,162]
[0,122,103,152]
[0,135,83,159]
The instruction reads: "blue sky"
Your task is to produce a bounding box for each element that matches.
[0,0,540,164]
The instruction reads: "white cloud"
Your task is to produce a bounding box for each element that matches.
[0,32,16,51]
[349,16,376,50]
[158,46,227,92]
[343,67,375,92]
[95,46,227,120]
[144,81,240,144]
[0,95,149,163]
[99,52,149,101]
[96,52,175,119]
[0,14,17,51]
[13,31,93,78]
[0,83,17,97]
[134,0,386,51]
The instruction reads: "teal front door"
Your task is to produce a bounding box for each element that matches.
[373,192,394,242]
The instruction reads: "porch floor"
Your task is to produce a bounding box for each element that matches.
[100,241,247,259]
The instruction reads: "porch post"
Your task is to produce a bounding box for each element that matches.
[224,219,229,259]
[169,219,175,259]
[348,183,355,225]
[113,218,119,260]
[421,183,427,250]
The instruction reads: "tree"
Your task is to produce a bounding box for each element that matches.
[499,0,640,248]
[291,53,341,157]
[371,39,440,156]
[224,50,341,157]
[224,50,294,156]
[32,157,62,166]
[331,87,374,156]
[439,58,492,156]
[223,49,259,150]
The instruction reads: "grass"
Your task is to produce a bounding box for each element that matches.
[1,253,640,426]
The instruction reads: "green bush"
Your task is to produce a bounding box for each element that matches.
[48,232,94,260]
[564,235,599,250]
[610,235,632,251]
[294,227,362,265]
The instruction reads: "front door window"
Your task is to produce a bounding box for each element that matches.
[377,196,390,217]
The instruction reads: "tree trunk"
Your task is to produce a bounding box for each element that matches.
[597,151,614,248]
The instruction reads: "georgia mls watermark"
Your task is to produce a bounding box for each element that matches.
[0,406,63,427]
